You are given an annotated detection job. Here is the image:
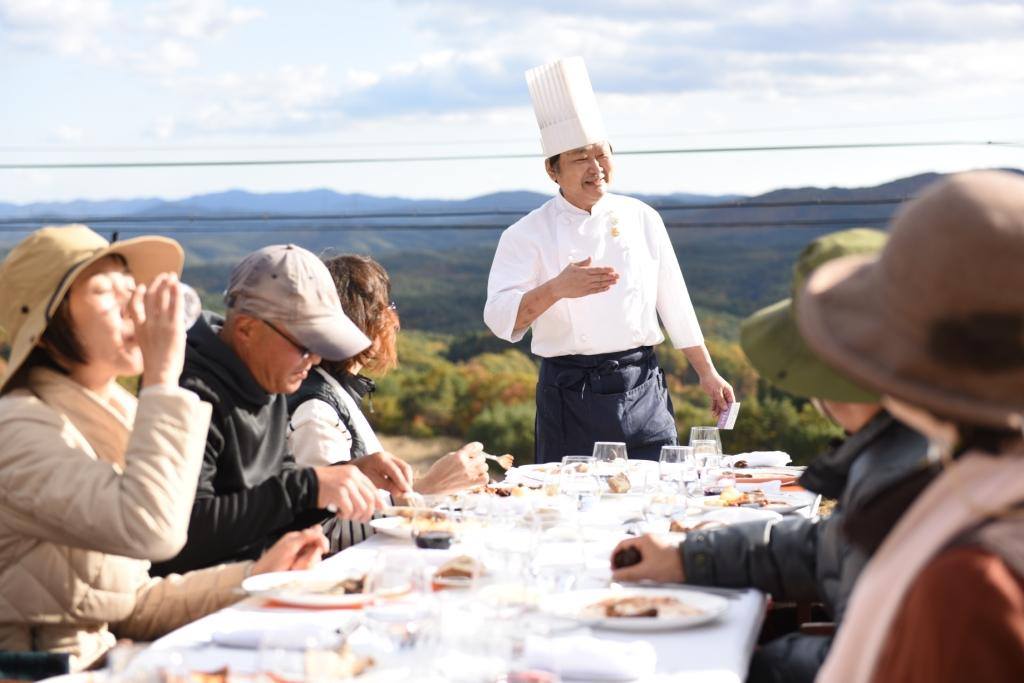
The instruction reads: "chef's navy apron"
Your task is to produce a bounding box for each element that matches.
[534,346,678,464]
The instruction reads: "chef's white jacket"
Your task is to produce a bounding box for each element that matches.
[484,192,704,358]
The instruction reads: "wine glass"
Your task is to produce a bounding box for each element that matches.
[592,441,627,475]
[690,428,723,490]
[658,445,692,492]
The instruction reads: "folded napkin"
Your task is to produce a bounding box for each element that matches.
[724,451,791,468]
[523,634,656,681]
[212,625,343,650]
[735,479,782,494]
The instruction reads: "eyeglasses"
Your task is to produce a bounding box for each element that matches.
[387,301,398,312]
[261,319,311,359]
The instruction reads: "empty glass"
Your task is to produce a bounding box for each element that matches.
[592,441,627,475]
[658,445,692,491]
[558,468,601,512]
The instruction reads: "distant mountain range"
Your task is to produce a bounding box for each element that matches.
[2,169,1019,334]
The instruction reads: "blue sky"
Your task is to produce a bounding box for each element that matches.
[2,0,1022,203]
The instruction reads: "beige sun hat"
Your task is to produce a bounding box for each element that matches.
[797,171,1024,430]
[0,225,184,392]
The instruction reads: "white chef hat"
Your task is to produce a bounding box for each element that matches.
[525,56,608,158]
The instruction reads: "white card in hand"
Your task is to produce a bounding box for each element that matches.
[717,401,740,430]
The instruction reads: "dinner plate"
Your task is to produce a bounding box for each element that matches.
[242,570,409,608]
[542,587,729,631]
[726,467,803,485]
[698,489,817,513]
[369,516,412,538]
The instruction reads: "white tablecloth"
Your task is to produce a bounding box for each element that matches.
[143,530,767,682]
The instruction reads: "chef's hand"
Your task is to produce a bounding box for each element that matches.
[700,372,735,421]
[610,534,685,583]
[552,257,619,299]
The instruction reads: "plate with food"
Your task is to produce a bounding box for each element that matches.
[542,587,728,631]
[700,487,816,513]
[370,508,460,539]
[721,467,804,486]
[242,570,409,608]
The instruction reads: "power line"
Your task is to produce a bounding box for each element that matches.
[0,196,911,227]
[0,217,891,234]
[5,113,1022,153]
[0,140,1016,171]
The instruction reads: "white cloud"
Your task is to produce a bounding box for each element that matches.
[142,0,265,40]
[163,64,340,134]
[54,124,84,142]
[0,0,114,60]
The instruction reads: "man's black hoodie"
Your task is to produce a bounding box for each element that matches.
[151,312,323,575]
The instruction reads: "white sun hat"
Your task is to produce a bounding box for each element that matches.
[525,56,608,158]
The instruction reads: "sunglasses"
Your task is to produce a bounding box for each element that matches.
[261,319,311,359]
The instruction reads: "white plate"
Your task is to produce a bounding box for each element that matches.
[241,570,409,608]
[701,507,783,525]
[698,489,817,513]
[369,516,412,538]
[542,587,729,631]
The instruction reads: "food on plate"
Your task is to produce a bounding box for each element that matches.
[707,487,794,509]
[432,555,484,589]
[669,519,724,533]
[733,460,749,468]
[606,472,631,493]
[470,483,538,497]
[435,555,485,580]
[280,575,368,595]
[584,595,703,619]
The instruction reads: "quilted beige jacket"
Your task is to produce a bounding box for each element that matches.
[0,367,251,670]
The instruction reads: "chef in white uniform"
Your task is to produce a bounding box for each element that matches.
[484,56,734,463]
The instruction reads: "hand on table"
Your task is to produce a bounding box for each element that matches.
[414,441,489,495]
[610,534,685,584]
[313,464,380,523]
[252,525,329,575]
[351,450,415,497]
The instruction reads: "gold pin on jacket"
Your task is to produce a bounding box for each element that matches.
[610,213,620,237]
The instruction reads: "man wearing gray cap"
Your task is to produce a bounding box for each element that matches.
[153,244,415,575]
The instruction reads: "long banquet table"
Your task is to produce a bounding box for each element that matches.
[138,491,773,682]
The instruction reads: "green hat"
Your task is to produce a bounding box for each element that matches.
[740,228,887,402]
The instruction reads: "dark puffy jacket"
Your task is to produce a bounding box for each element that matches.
[678,411,933,682]
[152,313,323,576]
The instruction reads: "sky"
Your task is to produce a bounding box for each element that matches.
[1,0,1023,204]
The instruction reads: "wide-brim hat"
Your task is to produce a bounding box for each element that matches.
[741,228,887,402]
[0,225,183,393]
[797,171,1024,429]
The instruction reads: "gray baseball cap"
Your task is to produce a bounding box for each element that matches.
[225,244,371,361]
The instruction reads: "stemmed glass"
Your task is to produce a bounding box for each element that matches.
[690,427,723,490]
[658,445,692,492]
[592,441,628,476]
[561,456,598,509]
